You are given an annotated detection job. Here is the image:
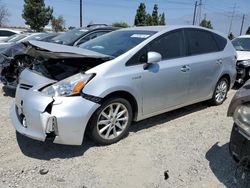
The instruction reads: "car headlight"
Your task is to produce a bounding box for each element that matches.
[233,104,250,134]
[42,73,94,97]
[239,60,250,67]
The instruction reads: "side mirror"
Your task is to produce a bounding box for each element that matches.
[143,51,162,70]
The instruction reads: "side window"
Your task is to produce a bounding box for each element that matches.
[0,30,15,36]
[186,29,219,55]
[149,30,185,60]
[77,31,109,45]
[212,33,227,51]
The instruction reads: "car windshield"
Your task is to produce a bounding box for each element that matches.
[51,28,88,45]
[79,30,156,57]
[232,38,250,51]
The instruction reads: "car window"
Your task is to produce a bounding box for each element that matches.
[76,31,109,45]
[185,29,219,55]
[0,30,15,37]
[126,30,185,66]
[232,38,250,51]
[149,30,185,60]
[212,33,227,51]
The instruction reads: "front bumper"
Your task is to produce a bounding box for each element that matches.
[11,85,100,145]
[229,123,250,162]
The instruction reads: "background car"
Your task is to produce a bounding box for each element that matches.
[50,24,118,46]
[228,79,250,164]
[232,35,250,85]
[0,28,22,42]
[10,26,236,146]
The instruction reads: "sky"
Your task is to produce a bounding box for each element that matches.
[1,0,250,36]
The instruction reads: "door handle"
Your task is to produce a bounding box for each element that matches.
[181,65,190,72]
[217,59,223,65]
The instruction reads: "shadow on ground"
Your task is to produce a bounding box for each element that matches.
[2,86,16,97]
[16,132,95,160]
[206,142,250,188]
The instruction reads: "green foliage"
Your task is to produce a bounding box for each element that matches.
[134,3,166,26]
[159,13,166,25]
[112,22,129,28]
[151,4,159,25]
[134,3,147,26]
[246,26,250,35]
[228,32,235,40]
[52,15,65,32]
[199,19,213,29]
[22,0,53,31]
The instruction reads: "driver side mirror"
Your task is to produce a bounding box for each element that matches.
[143,51,162,70]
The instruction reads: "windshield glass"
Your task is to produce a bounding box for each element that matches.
[80,30,156,57]
[51,28,88,45]
[21,33,48,42]
[232,38,250,51]
[8,34,28,42]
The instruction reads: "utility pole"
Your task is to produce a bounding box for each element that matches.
[195,0,202,25]
[198,0,202,24]
[192,1,198,25]
[80,0,83,27]
[240,14,245,36]
[228,3,236,34]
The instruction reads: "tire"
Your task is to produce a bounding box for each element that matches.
[89,97,132,145]
[211,77,229,106]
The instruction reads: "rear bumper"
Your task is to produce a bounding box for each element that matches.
[11,86,100,145]
[229,123,250,162]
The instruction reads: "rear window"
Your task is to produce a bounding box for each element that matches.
[186,29,219,55]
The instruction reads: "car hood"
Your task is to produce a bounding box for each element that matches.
[237,51,250,61]
[228,80,250,116]
[25,40,111,59]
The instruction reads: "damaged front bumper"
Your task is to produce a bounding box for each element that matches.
[11,84,100,145]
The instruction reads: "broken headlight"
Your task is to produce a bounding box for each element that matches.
[234,104,250,135]
[42,73,94,97]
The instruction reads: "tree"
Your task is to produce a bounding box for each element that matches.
[0,1,9,26]
[22,0,53,31]
[112,22,129,28]
[246,26,250,35]
[228,32,235,40]
[52,15,65,32]
[159,13,166,25]
[199,19,213,29]
[151,4,159,25]
[146,13,153,26]
[134,3,147,26]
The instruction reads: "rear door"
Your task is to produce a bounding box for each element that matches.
[183,28,224,103]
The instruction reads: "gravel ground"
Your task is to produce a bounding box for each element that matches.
[0,84,249,188]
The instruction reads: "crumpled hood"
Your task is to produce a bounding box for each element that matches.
[228,80,250,116]
[26,40,111,59]
[237,51,250,61]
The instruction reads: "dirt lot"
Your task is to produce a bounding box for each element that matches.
[0,84,249,188]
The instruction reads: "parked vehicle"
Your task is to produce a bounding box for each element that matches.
[228,79,250,164]
[10,26,236,145]
[232,35,250,85]
[0,33,60,88]
[0,28,22,41]
[50,25,117,46]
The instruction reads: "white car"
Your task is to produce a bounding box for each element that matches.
[0,28,22,42]
[232,35,250,84]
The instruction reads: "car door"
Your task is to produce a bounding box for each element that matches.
[183,29,223,103]
[140,29,190,115]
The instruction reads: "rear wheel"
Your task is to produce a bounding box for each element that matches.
[211,78,229,105]
[90,98,132,145]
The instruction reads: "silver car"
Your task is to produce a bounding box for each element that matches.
[10,26,237,145]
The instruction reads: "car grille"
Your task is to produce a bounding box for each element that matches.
[19,83,33,90]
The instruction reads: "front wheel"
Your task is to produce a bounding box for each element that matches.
[89,98,132,145]
[211,78,229,105]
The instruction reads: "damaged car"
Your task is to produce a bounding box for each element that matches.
[228,80,250,163]
[11,26,236,145]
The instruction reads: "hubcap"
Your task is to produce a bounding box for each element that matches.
[97,103,129,140]
[215,80,227,103]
